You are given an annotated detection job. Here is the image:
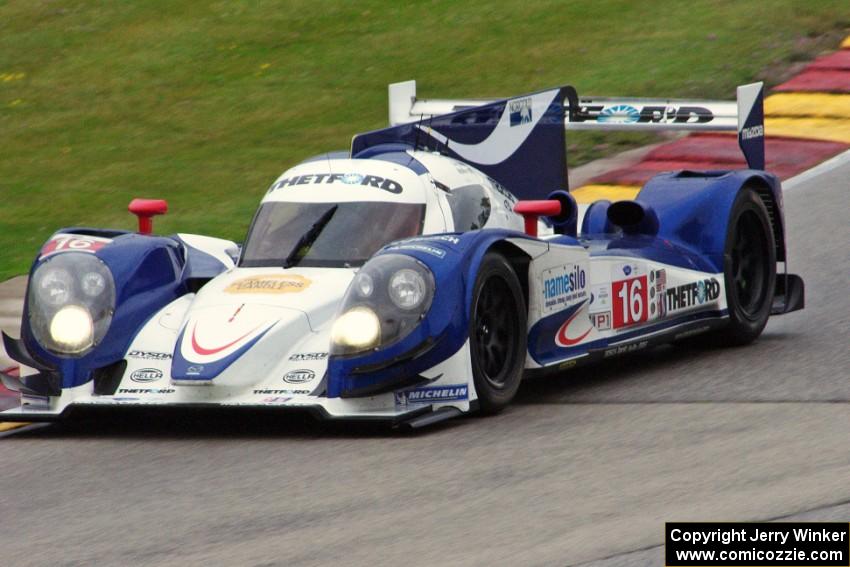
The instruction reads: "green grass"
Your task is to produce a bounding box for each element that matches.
[1,0,847,279]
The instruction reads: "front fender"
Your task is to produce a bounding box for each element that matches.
[18,231,232,389]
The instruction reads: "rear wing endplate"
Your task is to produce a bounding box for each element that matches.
[388,80,765,170]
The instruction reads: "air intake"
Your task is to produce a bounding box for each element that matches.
[606,200,659,236]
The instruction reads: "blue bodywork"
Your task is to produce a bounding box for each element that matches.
[636,169,784,268]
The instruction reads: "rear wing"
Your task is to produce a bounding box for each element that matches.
[388,80,765,170]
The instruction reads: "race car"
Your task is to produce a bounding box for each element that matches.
[0,80,804,427]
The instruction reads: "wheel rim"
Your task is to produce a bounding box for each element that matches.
[731,210,770,317]
[473,275,519,389]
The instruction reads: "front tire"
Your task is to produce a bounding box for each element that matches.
[713,187,776,345]
[469,252,527,414]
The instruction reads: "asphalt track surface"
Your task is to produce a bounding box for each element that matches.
[1,156,849,567]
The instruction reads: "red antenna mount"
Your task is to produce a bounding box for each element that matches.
[513,200,561,237]
[128,198,168,235]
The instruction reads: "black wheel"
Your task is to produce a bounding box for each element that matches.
[469,252,527,414]
[711,187,776,345]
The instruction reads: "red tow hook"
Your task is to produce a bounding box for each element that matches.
[513,200,561,237]
[128,199,168,235]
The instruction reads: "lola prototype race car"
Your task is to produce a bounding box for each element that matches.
[1,80,804,427]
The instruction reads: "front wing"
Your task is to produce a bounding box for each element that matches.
[0,339,479,428]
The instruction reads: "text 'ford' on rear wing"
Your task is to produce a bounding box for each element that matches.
[388,80,765,170]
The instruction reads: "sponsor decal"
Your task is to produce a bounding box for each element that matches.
[509,97,533,126]
[558,359,577,370]
[655,269,666,290]
[638,105,713,124]
[577,104,714,125]
[289,352,328,362]
[394,385,468,407]
[589,284,611,310]
[485,176,518,212]
[653,269,666,317]
[597,104,640,124]
[740,125,764,140]
[613,262,644,280]
[262,396,292,403]
[403,235,460,246]
[649,270,667,317]
[225,274,311,294]
[40,234,111,259]
[117,388,175,394]
[186,365,204,376]
[542,264,588,314]
[664,278,721,313]
[271,173,403,194]
[254,389,309,395]
[130,368,163,383]
[592,311,611,331]
[603,340,648,358]
[648,270,656,316]
[555,306,592,347]
[283,369,315,384]
[384,243,446,258]
[127,350,172,360]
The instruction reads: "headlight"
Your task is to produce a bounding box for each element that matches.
[330,254,435,356]
[330,307,381,352]
[36,267,74,306]
[388,269,427,310]
[81,271,107,297]
[28,253,116,357]
[353,272,374,298]
[49,305,94,353]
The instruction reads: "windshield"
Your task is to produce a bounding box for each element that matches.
[240,201,425,268]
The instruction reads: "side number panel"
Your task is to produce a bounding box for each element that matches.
[612,275,648,329]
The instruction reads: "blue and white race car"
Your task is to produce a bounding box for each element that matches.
[1,80,804,427]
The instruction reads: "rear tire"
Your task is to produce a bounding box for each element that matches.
[469,252,527,414]
[711,187,776,346]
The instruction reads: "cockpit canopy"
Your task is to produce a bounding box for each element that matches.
[243,158,432,268]
[240,201,424,268]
